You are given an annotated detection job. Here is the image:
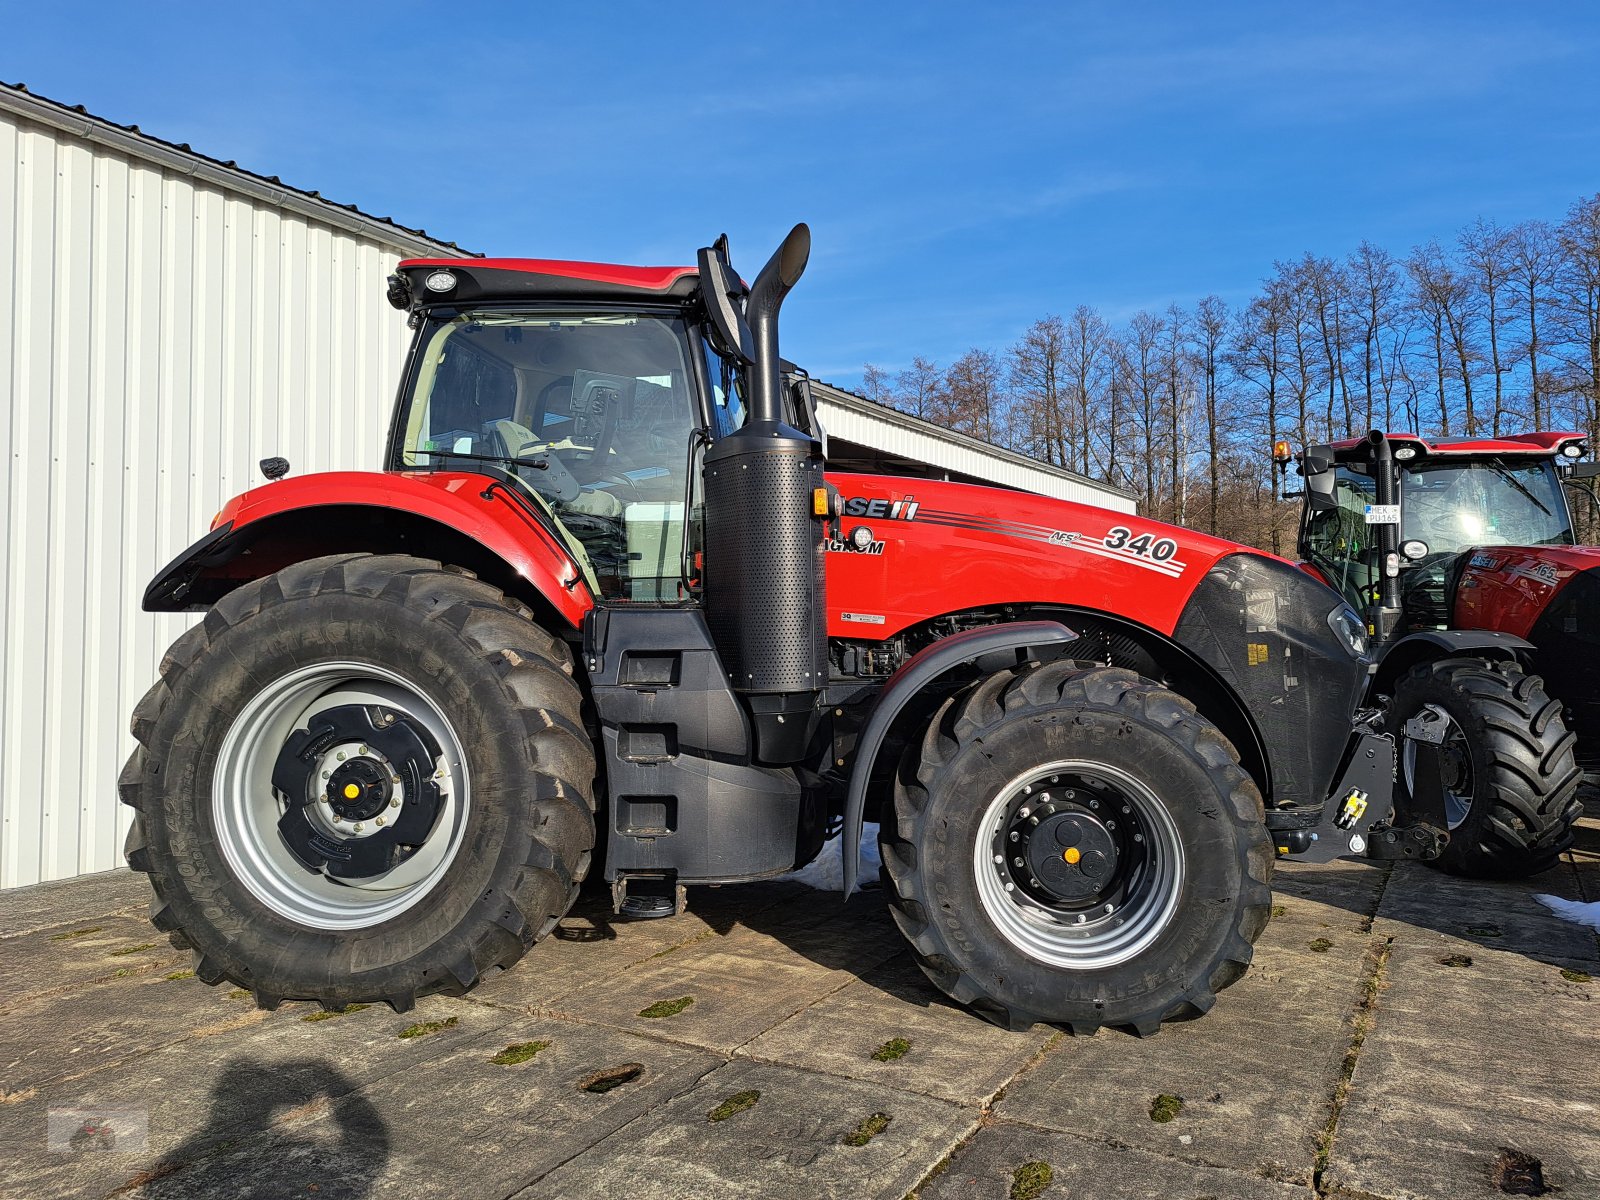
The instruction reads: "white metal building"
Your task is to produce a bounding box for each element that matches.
[811,381,1137,511]
[0,84,465,887]
[0,84,1134,889]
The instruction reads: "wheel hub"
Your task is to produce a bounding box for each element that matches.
[975,764,1184,970]
[1021,809,1120,902]
[270,704,444,879]
[326,757,394,822]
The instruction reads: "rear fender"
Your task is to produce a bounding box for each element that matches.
[1371,629,1535,695]
[142,471,595,629]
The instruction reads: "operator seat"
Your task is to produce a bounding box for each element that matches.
[485,418,624,518]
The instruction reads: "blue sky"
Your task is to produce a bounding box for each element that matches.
[7,4,1600,387]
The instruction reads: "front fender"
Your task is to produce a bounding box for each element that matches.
[1372,629,1535,695]
[840,620,1079,894]
[142,470,595,628]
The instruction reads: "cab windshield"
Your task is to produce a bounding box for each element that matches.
[1400,458,1575,554]
[395,310,699,601]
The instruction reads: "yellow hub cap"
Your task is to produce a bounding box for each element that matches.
[1063,846,1081,865]
[343,783,362,800]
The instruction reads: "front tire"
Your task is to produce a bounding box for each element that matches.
[879,662,1273,1035]
[1391,657,1581,879]
[120,554,596,1011]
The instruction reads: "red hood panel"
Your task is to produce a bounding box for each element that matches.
[823,473,1254,639]
[1454,545,1600,638]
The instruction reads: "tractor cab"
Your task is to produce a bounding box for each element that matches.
[1293,431,1589,635]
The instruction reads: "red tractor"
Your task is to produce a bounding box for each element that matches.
[1288,431,1591,877]
[124,226,1531,1035]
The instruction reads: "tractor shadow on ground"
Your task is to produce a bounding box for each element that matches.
[129,1057,390,1199]
[573,789,1600,1015]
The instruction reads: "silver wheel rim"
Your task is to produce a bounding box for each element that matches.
[972,760,1185,969]
[213,661,470,930]
[1401,709,1474,830]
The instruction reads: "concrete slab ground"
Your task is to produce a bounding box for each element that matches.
[1,791,1596,1200]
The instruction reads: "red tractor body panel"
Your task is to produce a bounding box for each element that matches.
[399,257,699,293]
[1455,545,1600,639]
[211,471,596,626]
[1326,431,1585,456]
[821,472,1247,639]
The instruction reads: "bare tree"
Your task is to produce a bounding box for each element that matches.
[1460,219,1518,434]
[944,348,1005,444]
[1506,220,1560,430]
[1063,306,1112,478]
[1010,316,1070,468]
[1126,312,1166,514]
[1347,241,1399,431]
[1557,193,1600,448]
[1195,296,1229,535]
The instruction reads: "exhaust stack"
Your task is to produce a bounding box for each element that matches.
[699,224,826,763]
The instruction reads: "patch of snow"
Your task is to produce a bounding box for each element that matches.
[1534,894,1600,933]
[786,823,881,894]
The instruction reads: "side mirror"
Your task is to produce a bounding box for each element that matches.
[787,374,828,460]
[1568,462,1600,479]
[1302,444,1338,511]
[696,234,754,365]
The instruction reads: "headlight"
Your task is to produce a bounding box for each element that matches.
[1327,603,1369,660]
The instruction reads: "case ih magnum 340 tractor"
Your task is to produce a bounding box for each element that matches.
[125,225,1551,1035]
[1287,431,1592,878]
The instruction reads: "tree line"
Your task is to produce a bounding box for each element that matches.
[861,192,1600,554]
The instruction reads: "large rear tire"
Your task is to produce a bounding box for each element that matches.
[1391,657,1581,879]
[120,553,596,1011]
[879,662,1273,1036]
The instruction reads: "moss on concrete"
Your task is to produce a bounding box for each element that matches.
[842,1111,891,1146]
[638,995,694,1019]
[1440,954,1474,968]
[109,943,158,957]
[871,1036,912,1062]
[707,1089,760,1122]
[490,1039,552,1065]
[1010,1161,1054,1200]
[397,1016,458,1039]
[50,926,102,941]
[1149,1093,1184,1123]
[1560,968,1591,983]
[303,1003,371,1023]
[1309,938,1334,953]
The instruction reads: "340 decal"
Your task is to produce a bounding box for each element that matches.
[1104,527,1179,562]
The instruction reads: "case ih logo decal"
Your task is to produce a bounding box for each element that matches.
[894,502,1188,578]
[842,496,921,520]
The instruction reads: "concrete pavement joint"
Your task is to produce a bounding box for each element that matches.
[1312,933,1393,1194]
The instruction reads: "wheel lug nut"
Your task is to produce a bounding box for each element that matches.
[1075,913,1087,924]
[1019,807,1031,818]
[1009,831,1020,842]
[319,793,329,803]
[1089,798,1099,809]
[1039,792,1050,803]
[1104,903,1115,914]
[353,823,363,832]
[375,817,385,827]
[1005,882,1015,892]
[359,745,369,755]
[1133,833,1144,843]
[1064,789,1076,800]
[336,751,346,761]
[994,854,1004,864]
[390,798,401,809]
[1121,805,1131,815]
[321,770,330,779]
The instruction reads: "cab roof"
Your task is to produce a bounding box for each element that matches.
[395,257,700,306]
[1329,430,1586,459]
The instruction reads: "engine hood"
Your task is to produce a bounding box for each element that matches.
[1454,544,1600,639]
[821,472,1280,639]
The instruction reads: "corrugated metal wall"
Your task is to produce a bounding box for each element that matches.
[0,104,448,887]
[813,387,1138,513]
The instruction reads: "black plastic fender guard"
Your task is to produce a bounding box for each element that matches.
[1370,628,1536,694]
[841,620,1079,894]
